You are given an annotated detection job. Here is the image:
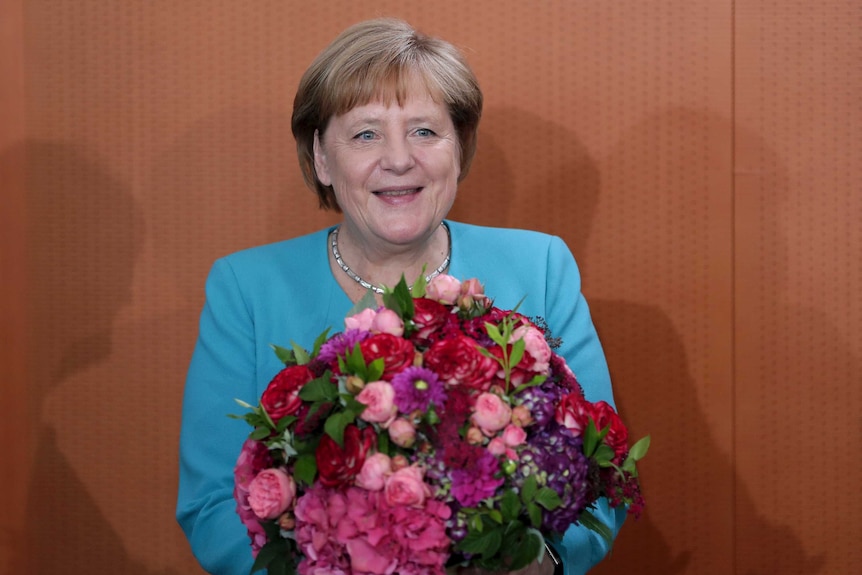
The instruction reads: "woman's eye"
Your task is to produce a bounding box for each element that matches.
[355,131,375,141]
[415,128,435,137]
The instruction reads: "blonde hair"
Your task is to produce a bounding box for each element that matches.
[291,18,483,210]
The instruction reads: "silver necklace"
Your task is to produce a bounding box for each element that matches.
[330,223,451,294]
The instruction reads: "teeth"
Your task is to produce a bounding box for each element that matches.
[376,188,418,196]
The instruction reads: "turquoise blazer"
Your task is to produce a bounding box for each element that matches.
[177,220,625,574]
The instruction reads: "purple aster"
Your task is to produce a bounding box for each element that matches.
[317,329,370,364]
[390,366,446,413]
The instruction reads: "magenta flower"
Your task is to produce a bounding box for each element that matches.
[449,449,504,507]
[391,366,446,414]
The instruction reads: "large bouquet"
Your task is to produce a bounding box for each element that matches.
[232,275,648,575]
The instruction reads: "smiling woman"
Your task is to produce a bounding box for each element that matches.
[177,17,625,575]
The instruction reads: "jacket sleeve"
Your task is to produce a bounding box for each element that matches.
[544,236,627,574]
[176,258,257,575]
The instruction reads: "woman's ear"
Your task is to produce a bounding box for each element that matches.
[313,130,332,187]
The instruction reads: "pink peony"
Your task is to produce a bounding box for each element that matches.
[511,325,552,374]
[247,468,297,519]
[387,417,416,448]
[426,274,461,304]
[356,381,397,427]
[356,453,392,492]
[371,308,405,337]
[384,465,430,508]
[233,440,272,556]
[471,392,512,435]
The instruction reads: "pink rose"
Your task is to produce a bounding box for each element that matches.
[356,381,397,426]
[511,405,534,427]
[355,452,392,491]
[471,392,512,435]
[511,325,552,374]
[384,465,430,508]
[465,426,485,445]
[426,274,461,304]
[502,424,527,447]
[487,437,507,456]
[388,417,416,448]
[371,308,405,337]
[247,468,297,519]
[345,307,377,331]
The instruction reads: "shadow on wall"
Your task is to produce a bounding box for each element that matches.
[9,140,184,574]
[454,107,826,573]
[588,109,827,575]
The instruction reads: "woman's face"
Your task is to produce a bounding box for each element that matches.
[313,88,460,250]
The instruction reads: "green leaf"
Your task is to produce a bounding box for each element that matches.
[594,443,616,465]
[366,357,385,383]
[488,509,503,524]
[293,453,317,486]
[526,501,542,528]
[310,328,332,359]
[455,526,503,559]
[582,419,608,457]
[509,338,526,369]
[579,509,614,550]
[485,322,504,345]
[382,275,415,321]
[500,489,521,523]
[410,270,427,297]
[250,426,271,441]
[299,375,338,402]
[628,434,651,462]
[324,410,354,446]
[249,535,289,573]
[291,341,311,365]
[270,343,297,366]
[534,487,563,511]
[501,525,543,571]
[521,474,538,504]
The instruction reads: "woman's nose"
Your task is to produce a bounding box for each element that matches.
[379,137,415,172]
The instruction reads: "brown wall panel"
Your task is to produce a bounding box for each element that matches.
[734,2,862,574]
[2,1,859,574]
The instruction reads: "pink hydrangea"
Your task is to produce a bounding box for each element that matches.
[294,483,451,575]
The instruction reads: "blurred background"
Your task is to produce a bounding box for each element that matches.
[2,1,859,574]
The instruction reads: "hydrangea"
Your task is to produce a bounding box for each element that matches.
[294,484,451,575]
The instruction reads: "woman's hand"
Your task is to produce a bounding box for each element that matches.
[456,557,555,575]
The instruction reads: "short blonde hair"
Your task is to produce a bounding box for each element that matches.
[291,18,483,211]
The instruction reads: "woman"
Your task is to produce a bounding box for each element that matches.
[177,18,625,575]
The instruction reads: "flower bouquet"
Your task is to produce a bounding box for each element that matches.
[231,275,648,575]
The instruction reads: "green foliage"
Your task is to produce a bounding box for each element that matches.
[382,275,415,321]
[250,523,294,574]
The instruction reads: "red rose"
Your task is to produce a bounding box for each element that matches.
[424,334,498,391]
[359,333,415,379]
[556,395,629,461]
[411,298,452,345]
[316,424,376,488]
[260,364,314,423]
[588,400,629,460]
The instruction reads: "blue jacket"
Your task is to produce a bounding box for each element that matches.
[177,220,625,574]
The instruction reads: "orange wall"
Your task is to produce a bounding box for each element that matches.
[1,1,859,574]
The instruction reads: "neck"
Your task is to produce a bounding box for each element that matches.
[330,222,450,293]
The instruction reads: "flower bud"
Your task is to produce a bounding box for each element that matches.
[345,375,365,394]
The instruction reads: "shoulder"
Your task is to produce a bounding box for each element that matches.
[210,227,333,284]
[447,220,560,251]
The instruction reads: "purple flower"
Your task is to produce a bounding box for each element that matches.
[391,366,446,413]
[317,329,369,364]
[450,449,504,507]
